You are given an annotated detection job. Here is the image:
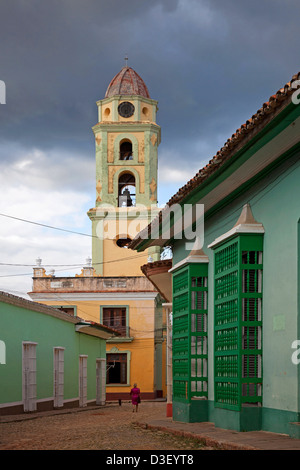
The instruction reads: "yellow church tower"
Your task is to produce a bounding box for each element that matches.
[86,63,166,400]
[29,63,167,401]
[88,61,161,276]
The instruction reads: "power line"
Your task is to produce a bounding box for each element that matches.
[0,252,150,278]
[0,212,96,238]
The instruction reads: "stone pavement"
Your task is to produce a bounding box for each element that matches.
[1,400,300,450]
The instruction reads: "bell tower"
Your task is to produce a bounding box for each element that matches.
[88,64,161,276]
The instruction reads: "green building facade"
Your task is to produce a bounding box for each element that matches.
[0,291,116,415]
[130,72,300,437]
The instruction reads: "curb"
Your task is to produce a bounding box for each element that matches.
[135,422,258,451]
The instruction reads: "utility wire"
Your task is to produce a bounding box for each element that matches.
[0,212,96,238]
[0,252,150,278]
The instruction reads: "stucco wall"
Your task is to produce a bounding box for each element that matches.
[172,155,300,415]
[0,301,106,409]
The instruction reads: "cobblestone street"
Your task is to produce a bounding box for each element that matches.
[0,401,213,451]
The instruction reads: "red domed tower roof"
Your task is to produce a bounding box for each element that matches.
[105,66,150,99]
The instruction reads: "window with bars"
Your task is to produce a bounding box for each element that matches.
[172,268,189,400]
[172,263,208,403]
[213,235,263,410]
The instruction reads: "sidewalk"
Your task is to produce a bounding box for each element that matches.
[1,400,300,450]
[135,411,300,450]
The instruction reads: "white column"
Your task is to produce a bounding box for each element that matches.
[163,303,173,417]
[96,358,106,405]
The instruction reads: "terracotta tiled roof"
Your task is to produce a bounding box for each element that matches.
[129,71,300,250]
[105,66,150,99]
[166,72,300,207]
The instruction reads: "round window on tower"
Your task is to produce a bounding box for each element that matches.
[118,101,135,118]
[142,106,149,118]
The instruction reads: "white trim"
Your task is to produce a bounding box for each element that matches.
[106,347,131,386]
[29,292,158,302]
[169,253,209,273]
[208,223,265,250]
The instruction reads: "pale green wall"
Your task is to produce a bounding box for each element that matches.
[0,302,106,405]
[172,155,300,419]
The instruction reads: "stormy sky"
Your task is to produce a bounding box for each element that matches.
[0,0,299,296]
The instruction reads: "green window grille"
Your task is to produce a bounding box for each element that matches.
[213,235,263,411]
[172,262,208,403]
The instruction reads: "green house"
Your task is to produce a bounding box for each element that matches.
[130,72,300,437]
[0,291,117,415]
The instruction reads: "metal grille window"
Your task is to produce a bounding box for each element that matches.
[191,313,207,333]
[242,269,262,293]
[242,298,261,322]
[191,290,207,310]
[172,268,189,400]
[213,236,263,410]
[172,263,208,403]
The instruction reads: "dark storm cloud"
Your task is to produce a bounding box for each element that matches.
[0,0,300,295]
[0,0,299,174]
[0,0,179,151]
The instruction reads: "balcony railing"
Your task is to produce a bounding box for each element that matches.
[104,324,131,338]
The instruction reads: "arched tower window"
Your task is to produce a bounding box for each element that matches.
[118,172,136,207]
[120,140,133,160]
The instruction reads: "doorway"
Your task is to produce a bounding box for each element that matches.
[79,355,88,407]
[53,347,65,408]
[22,342,37,412]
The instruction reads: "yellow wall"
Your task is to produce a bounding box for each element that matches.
[41,297,165,397]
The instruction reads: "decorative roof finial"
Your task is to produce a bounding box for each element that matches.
[124,55,128,67]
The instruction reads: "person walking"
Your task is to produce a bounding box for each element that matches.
[130,383,140,412]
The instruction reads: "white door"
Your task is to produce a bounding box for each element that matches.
[79,355,88,407]
[53,347,65,408]
[23,342,37,412]
[96,358,106,405]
